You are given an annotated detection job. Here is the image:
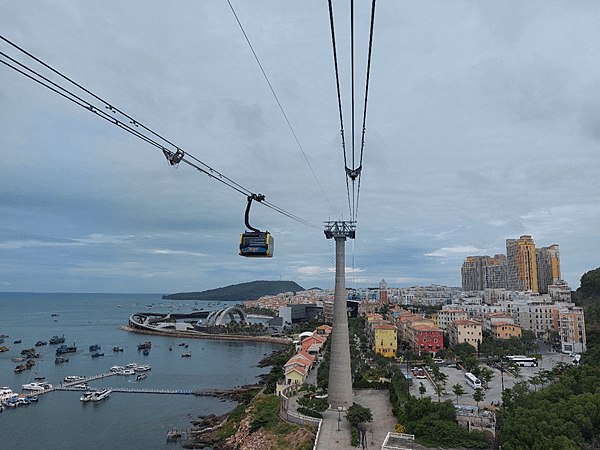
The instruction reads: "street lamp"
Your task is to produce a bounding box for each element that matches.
[337,406,342,431]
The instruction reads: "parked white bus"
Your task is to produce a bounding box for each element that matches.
[506,355,538,367]
[464,372,481,389]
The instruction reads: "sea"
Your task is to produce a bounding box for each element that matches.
[0,292,283,450]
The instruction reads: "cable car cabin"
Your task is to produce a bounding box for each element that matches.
[239,231,274,257]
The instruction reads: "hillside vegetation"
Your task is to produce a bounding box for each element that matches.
[162,280,305,302]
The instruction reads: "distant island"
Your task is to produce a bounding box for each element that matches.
[161,280,305,302]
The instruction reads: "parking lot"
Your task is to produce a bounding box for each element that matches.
[406,349,575,407]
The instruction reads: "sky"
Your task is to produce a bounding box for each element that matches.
[1,1,599,294]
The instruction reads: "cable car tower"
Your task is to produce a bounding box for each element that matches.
[324,220,355,409]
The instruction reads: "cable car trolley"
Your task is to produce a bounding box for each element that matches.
[239,194,274,258]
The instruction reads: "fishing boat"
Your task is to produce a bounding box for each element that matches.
[55,356,69,364]
[14,365,26,373]
[137,341,151,350]
[112,346,123,352]
[91,352,104,358]
[142,349,149,356]
[181,352,192,357]
[89,344,101,352]
[35,341,48,346]
[13,339,21,344]
[12,357,25,362]
[136,373,147,381]
[49,335,65,345]
[55,343,77,355]
[0,346,9,352]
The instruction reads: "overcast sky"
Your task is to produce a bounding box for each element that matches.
[1,1,599,294]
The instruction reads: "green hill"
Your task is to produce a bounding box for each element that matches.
[162,280,305,302]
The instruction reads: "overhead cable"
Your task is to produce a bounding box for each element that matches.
[0,34,321,231]
[226,0,339,220]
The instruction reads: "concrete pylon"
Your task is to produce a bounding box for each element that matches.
[326,225,354,410]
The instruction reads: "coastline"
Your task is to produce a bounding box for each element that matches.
[120,325,292,345]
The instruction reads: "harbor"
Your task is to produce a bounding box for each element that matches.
[0,292,282,450]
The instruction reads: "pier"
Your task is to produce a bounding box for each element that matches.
[23,371,259,398]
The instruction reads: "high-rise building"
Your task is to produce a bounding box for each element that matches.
[461,255,507,291]
[506,235,538,292]
[536,244,561,294]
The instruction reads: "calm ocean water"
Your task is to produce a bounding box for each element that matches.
[0,293,282,450]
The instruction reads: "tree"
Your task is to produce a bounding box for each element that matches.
[473,387,485,407]
[452,383,465,404]
[345,403,373,427]
[434,383,444,402]
[419,382,426,398]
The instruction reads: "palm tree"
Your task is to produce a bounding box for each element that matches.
[452,383,465,404]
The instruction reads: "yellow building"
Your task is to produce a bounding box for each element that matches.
[490,322,522,339]
[449,319,482,347]
[507,235,538,292]
[373,323,397,357]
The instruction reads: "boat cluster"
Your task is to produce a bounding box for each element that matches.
[110,362,151,377]
[0,387,39,411]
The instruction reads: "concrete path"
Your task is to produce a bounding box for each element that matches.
[315,389,398,450]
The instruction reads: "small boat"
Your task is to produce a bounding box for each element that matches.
[34,376,46,381]
[112,346,123,352]
[181,352,192,357]
[71,383,90,390]
[49,335,65,344]
[142,349,149,356]
[136,373,147,381]
[0,346,9,352]
[178,342,187,347]
[51,314,59,317]
[91,352,104,358]
[35,341,48,346]
[134,364,151,372]
[13,339,21,344]
[18,397,30,406]
[26,395,38,403]
[14,365,26,373]
[110,366,124,372]
[55,357,69,364]
[89,344,101,352]
[168,346,172,351]
[137,341,151,350]
[118,369,135,376]
[12,357,25,362]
